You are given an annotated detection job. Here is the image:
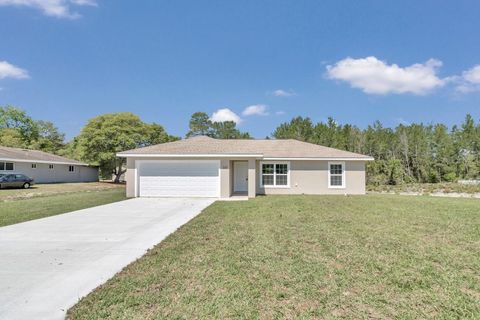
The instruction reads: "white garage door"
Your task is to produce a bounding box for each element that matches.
[138,160,220,197]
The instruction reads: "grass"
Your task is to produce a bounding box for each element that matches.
[367,182,480,195]
[0,187,126,227]
[0,181,124,202]
[68,195,480,319]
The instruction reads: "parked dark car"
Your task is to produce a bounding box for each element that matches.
[0,173,35,189]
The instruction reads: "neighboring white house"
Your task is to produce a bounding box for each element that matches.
[0,146,98,183]
[117,136,374,199]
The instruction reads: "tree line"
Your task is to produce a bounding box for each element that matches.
[272,115,480,185]
[1,105,479,184]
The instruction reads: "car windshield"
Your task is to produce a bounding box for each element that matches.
[0,174,8,181]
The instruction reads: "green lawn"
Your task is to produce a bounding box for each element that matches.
[0,188,126,227]
[68,195,480,319]
[0,182,124,202]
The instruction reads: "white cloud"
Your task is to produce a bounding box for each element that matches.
[242,104,268,116]
[71,0,97,6]
[326,56,446,95]
[210,108,241,123]
[271,89,295,97]
[463,65,480,83]
[455,65,480,93]
[0,61,29,79]
[0,0,97,18]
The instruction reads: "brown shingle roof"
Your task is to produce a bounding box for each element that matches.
[0,146,88,165]
[118,136,373,159]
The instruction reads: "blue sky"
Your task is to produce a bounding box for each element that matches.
[0,0,479,140]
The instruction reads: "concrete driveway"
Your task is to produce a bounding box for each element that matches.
[0,197,215,320]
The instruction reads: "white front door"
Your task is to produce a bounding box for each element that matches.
[233,161,248,192]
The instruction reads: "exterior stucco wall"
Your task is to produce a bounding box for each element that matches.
[0,161,98,184]
[257,160,366,195]
[124,157,367,198]
[126,158,136,197]
[248,159,256,198]
[220,159,231,198]
[125,157,234,198]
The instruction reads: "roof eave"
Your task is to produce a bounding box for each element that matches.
[262,157,375,161]
[116,154,374,161]
[116,153,264,158]
[0,158,90,166]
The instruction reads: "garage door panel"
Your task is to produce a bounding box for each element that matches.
[139,162,218,177]
[138,160,220,197]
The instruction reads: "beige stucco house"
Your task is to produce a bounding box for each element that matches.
[117,136,373,199]
[0,146,98,183]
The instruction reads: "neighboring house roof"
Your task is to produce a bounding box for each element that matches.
[0,146,89,166]
[118,136,374,160]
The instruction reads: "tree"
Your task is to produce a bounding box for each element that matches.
[272,116,314,141]
[185,112,251,139]
[143,123,179,146]
[0,128,25,147]
[455,114,479,178]
[210,121,250,139]
[58,137,82,160]
[0,106,67,154]
[186,112,212,137]
[0,105,38,145]
[30,120,65,153]
[430,124,456,182]
[342,124,364,154]
[76,113,178,183]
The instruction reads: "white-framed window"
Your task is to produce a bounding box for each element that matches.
[0,162,14,171]
[68,165,75,173]
[49,164,54,170]
[31,163,37,169]
[328,162,346,188]
[260,161,290,188]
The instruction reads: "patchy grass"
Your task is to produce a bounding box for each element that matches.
[0,182,124,202]
[0,188,126,227]
[368,182,480,195]
[68,195,480,319]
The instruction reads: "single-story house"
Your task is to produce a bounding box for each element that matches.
[0,146,99,183]
[117,136,374,199]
